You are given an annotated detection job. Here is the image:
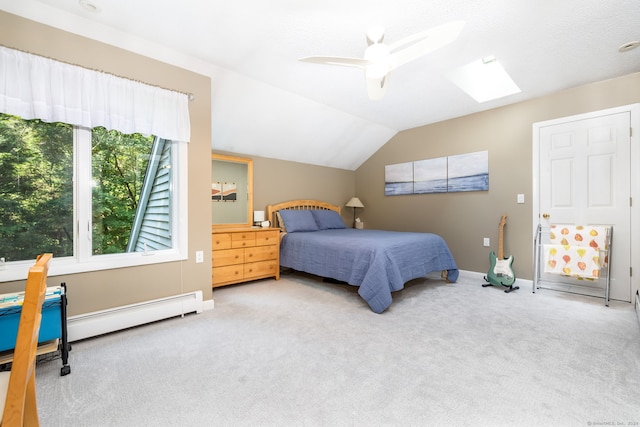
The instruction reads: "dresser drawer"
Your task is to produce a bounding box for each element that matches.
[255,230,279,246]
[244,260,278,280]
[231,232,256,248]
[213,264,243,285]
[245,245,277,263]
[212,248,244,267]
[212,233,231,250]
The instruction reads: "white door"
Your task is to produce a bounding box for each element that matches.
[535,110,632,302]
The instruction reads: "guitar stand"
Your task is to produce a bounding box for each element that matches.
[482,277,519,293]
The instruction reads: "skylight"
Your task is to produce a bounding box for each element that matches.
[446,56,521,103]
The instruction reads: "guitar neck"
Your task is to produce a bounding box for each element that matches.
[497,215,506,259]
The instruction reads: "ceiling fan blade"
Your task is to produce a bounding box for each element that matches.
[299,56,369,69]
[365,74,389,100]
[388,20,465,69]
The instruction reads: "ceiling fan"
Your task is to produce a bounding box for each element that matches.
[300,21,465,100]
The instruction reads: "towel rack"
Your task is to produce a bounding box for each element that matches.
[533,224,613,306]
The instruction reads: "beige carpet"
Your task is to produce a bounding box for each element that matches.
[36,270,640,426]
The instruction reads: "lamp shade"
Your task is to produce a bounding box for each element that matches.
[253,210,265,222]
[345,197,364,208]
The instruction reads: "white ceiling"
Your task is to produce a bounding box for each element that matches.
[2,0,639,170]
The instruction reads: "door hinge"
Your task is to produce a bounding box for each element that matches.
[630,267,633,277]
[631,197,633,207]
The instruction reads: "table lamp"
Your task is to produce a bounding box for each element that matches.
[253,210,265,226]
[345,197,364,228]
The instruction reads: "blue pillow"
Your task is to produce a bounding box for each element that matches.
[311,209,346,230]
[279,210,319,233]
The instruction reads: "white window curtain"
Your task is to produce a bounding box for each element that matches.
[0,46,190,142]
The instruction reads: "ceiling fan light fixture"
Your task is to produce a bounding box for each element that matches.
[364,43,390,61]
[366,62,391,80]
[364,43,391,79]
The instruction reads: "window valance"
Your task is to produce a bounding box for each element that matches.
[0,46,190,142]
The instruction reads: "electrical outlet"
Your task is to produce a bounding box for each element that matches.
[483,238,490,247]
[195,250,204,263]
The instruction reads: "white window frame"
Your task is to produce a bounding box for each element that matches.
[0,126,188,282]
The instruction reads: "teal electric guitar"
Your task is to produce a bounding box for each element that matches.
[483,214,518,292]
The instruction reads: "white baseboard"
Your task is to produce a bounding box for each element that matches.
[203,298,214,311]
[68,291,204,342]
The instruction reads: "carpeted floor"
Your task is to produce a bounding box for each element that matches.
[36,270,640,426]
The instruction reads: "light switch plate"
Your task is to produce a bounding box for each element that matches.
[517,193,525,204]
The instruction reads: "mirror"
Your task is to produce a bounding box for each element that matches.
[211,153,253,228]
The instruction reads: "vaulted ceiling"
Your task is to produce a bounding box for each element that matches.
[2,0,639,170]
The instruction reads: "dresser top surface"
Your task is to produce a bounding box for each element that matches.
[212,226,280,234]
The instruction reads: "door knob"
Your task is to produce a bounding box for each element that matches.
[542,213,550,219]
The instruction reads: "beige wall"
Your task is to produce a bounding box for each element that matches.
[0,11,213,316]
[356,73,640,280]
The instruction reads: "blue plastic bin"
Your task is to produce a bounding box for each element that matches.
[0,294,62,353]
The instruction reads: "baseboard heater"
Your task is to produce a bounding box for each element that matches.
[67,291,203,342]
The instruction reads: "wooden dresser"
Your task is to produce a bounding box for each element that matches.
[212,227,280,287]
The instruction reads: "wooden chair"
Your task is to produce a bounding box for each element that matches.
[0,253,52,426]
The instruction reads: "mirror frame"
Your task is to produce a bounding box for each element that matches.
[211,153,253,229]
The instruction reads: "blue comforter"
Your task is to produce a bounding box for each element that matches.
[280,228,458,313]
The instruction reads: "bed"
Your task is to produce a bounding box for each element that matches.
[266,199,459,313]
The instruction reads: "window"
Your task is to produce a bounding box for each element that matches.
[0,46,191,280]
[90,128,163,255]
[0,115,73,260]
[0,113,187,280]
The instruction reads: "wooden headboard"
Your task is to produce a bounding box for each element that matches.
[266,199,341,230]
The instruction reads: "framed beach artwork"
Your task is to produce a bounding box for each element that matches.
[385,150,489,196]
[414,157,448,194]
[447,151,489,192]
[384,162,414,196]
